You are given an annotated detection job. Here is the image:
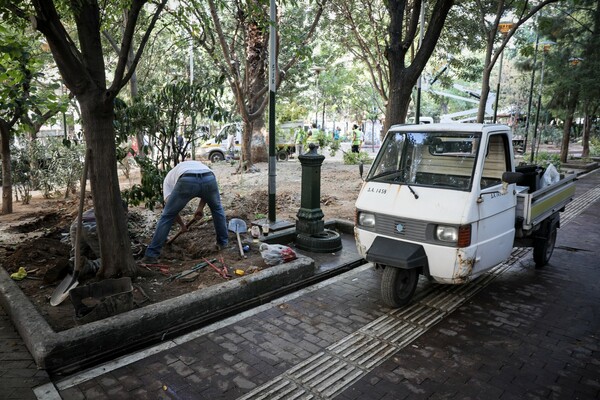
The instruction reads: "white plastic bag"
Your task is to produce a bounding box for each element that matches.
[259,243,298,266]
[541,164,560,187]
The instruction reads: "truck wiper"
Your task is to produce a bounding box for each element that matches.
[369,170,400,180]
[407,184,419,199]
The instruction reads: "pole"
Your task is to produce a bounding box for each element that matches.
[530,50,547,164]
[493,49,504,123]
[523,32,540,154]
[314,74,319,126]
[268,0,277,223]
[415,0,425,124]
[371,116,375,153]
[189,44,196,160]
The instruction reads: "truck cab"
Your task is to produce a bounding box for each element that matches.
[355,123,575,307]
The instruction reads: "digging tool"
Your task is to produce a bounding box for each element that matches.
[50,148,90,306]
[228,218,247,258]
[164,259,216,283]
[167,217,208,245]
[203,258,232,279]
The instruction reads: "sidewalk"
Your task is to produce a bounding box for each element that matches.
[2,169,600,399]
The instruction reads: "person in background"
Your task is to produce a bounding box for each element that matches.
[305,123,320,151]
[351,124,362,153]
[295,127,307,156]
[142,160,229,264]
[333,127,340,141]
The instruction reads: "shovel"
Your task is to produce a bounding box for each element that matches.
[50,148,90,306]
[228,218,247,257]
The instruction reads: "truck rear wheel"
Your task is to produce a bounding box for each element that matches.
[277,150,289,161]
[533,227,557,268]
[209,152,225,163]
[381,266,418,307]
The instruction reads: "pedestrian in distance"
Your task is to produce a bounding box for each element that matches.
[305,123,320,151]
[142,160,229,264]
[351,124,362,153]
[333,127,340,141]
[295,126,306,156]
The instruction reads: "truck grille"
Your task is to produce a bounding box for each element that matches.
[372,213,429,242]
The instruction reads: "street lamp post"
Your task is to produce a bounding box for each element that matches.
[310,66,325,127]
[415,0,425,124]
[493,21,514,123]
[530,41,555,163]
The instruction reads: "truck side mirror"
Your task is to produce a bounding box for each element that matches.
[502,171,524,185]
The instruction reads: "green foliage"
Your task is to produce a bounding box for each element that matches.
[115,82,228,170]
[343,150,372,165]
[10,145,32,204]
[121,156,167,211]
[589,137,600,157]
[523,151,562,172]
[15,138,85,199]
[539,125,562,145]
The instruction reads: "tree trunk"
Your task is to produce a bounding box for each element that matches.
[581,114,591,159]
[385,68,415,131]
[0,121,13,214]
[560,92,578,163]
[245,18,268,165]
[78,94,136,278]
[251,114,267,163]
[477,66,492,123]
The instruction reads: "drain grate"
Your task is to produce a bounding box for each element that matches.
[238,186,600,400]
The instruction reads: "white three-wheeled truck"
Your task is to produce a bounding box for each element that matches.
[354,123,576,307]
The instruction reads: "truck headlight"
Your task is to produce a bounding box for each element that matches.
[436,225,471,247]
[358,212,376,228]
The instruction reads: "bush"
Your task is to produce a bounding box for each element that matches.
[343,151,372,165]
[121,155,167,210]
[524,151,561,172]
[16,138,85,199]
[590,137,600,157]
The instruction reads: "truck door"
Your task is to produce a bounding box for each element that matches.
[475,133,516,272]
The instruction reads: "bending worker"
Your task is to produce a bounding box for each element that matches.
[142,160,229,264]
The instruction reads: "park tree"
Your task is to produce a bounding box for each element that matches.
[328,0,454,129]
[459,0,559,123]
[176,0,326,170]
[540,0,600,162]
[0,24,66,214]
[1,0,167,278]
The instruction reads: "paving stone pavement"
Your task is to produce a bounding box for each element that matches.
[2,169,599,400]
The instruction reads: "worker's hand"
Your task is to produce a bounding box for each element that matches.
[179,224,189,233]
[194,209,204,221]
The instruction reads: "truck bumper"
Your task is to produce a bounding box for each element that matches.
[356,228,479,284]
[366,237,429,274]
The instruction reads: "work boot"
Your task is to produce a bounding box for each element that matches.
[141,255,159,264]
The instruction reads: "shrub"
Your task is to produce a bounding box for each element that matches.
[343,151,372,165]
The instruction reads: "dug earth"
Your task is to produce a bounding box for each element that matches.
[0,159,363,331]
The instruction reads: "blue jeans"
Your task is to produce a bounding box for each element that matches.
[145,174,228,258]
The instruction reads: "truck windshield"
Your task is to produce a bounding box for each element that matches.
[367,131,480,191]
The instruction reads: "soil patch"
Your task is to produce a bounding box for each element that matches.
[0,159,362,332]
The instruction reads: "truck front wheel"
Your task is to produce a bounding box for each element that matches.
[381,266,418,307]
[533,227,557,268]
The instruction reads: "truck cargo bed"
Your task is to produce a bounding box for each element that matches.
[516,173,576,229]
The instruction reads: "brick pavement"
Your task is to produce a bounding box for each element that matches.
[0,307,50,399]
[2,169,599,400]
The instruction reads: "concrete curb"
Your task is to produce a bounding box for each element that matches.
[0,255,315,373]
